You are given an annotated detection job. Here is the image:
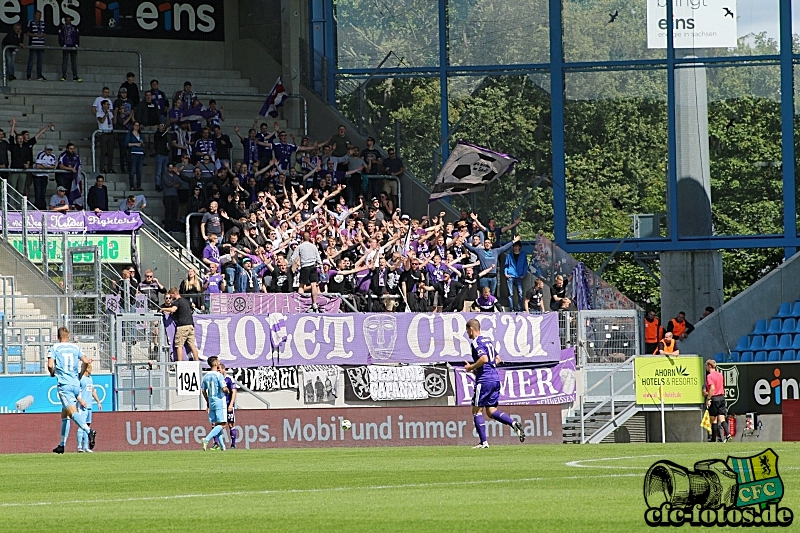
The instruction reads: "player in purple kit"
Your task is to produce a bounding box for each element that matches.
[218,363,238,448]
[464,318,525,448]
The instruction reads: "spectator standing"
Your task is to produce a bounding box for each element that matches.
[291,232,323,311]
[8,132,30,195]
[206,100,224,129]
[2,23,24,81]
[160,288,199,362]
[174,81,196,111]
[92,87,113,114]
[360,137,382,196]
[325,125,351,169]
[153,123,170,191]
[382,147,403,207]
[465,234,520,296]
[58,15,81,82]
[643,310,663,354]
[149,80,168,121]
[0,128,8,169]
[212,126,232,169]
[96,99,115,173]
[136,92,160,155]
[57,143,81,193]
[344,145,366,204]
[201,200,223,242]
[162,162,182,232]
[234,126,268,169]
[125,122,145,190]
[34,144,57,210]
[666,311,694,340]
[114,88,134,173]
[504,241,527,311]
[180,269,204,311]
[86,175,108,215]
[549,274,571,311]
[139,270,166,309]
[203,262,226,302]
[25,10,45,81]
[119,72,140,106]
[524,279,545,313]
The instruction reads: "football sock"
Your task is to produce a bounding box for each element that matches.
[60,418,71,446]
[212,436,220,447]
[491,410,515,427]
[70,412,91,433]
[722,420,730,437]
[230,428,238,446]
[710,423,718,441]
[718,423,726,442]
[473,413,487,444]
[206,425,224,443]
[77,427,86,449]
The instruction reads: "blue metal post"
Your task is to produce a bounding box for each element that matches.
[549,0,566,246]
[324,0,336,104]
[780,0,796,258]
[439,0,450,161]
[666,0,678,243]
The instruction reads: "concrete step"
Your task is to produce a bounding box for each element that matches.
[5,73,256,89]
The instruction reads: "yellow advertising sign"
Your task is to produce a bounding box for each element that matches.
[635,355,704,405]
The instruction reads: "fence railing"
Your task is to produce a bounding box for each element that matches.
[2,45,142,89]
[0,168,89,211]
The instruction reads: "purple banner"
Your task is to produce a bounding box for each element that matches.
[454,348,577,406]
[165,312,561,367]
[210,293,341,314]
[0,211,142,233]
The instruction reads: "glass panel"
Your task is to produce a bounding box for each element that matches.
[449,0,550,66]
[564,0,780,63]
[334,0,440,69]
[564,69,667,240]
[703,64,782,236]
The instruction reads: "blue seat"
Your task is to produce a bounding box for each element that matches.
[779,334,793,349]
[714,352,725,363]
[768,350,782,362]
[791,335,800,350]
[754,351,768,362]
[782,350,796,361]
[750,336,765,350]
[730,352,742,362]
[740,352,754,362]
[767,319,783,334]
[735,336,750,351]
[782,318,797,334]
[776,302,793,318]
[791,302,800,318]
[752,319,768,335]
[764,335,779,350]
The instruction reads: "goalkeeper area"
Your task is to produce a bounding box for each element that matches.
[2,443,798,532]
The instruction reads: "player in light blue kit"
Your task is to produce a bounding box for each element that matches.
[201,356,230,451]
[218,363,238,448]
[76,362,102,452]
[48,327,97,454]
[464,318,525,448]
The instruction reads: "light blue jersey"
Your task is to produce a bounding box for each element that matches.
[79,375,94,411]
[48,342,85,388]
[202,371,227,408]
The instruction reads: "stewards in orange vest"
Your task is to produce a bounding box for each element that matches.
[666,311,695,340]
[655,332,679,356]
[644,310,663,355]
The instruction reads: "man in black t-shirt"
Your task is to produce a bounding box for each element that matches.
[524,279,545,313]
[160,287,198,362]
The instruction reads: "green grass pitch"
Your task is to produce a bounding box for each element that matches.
[2,443,799,532]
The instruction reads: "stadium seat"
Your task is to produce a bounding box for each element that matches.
[764,335,779,350]
[782,318,797,334]
[791,302,800,317]
[740,352,754,362]
[751,319,768,335]
[776,302,793,318]
[754,351,768,362]
[750,335,765,350]
[782,350,796,361]
[735,336,750,351]
[768,350,782,362]
[714,352,725,363]
[767,319,783,334]
[730,352,743,362]
[779,334,793,349]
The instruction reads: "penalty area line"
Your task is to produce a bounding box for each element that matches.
[0,473,640,508]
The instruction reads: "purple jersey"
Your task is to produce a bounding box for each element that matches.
[223,374,236,405]
[471,336,499,384]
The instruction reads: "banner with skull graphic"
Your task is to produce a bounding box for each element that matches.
[343,365,453,402]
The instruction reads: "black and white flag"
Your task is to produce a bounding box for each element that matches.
[429,142,518,201]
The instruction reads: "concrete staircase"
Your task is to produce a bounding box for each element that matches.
[2,56,301,228]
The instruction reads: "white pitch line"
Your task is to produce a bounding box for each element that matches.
[0,473,640,508]
[565,454,663,469]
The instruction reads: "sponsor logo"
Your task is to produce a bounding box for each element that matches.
[1,0,82,26]
[754,368,800,408]
[134,2,216,33]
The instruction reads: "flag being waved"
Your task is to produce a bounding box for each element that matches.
[260,77,289,118]
[429,142,518,201]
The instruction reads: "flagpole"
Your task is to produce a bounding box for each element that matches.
[660,383,665,444]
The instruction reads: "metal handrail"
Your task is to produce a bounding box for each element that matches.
[580,354,637,443]
[138,211,207,275]
[2,45,142,89]
[90,128,160,173]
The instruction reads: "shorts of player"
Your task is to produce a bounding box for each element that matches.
[299,265,319,286]
[708,395,727,417]
[80,408,93,425]
[472,380,500,408]
[208,403,226,424]
[226,408,236,425]
[57,384,81,410]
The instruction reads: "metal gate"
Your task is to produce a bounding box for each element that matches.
[113,312,168,365]
[576,310,643,366]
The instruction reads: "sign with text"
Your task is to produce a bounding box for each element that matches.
[344,365,453,402]
[0,1,224,41]
[454,348,577,406]
[647,0,738,49]
[635,355,704,405]
[7,235,135,263]
[717,362,800,415]
[176,361,201,396]
[0,374,113,413]
[0,405,562,452]
[230,366,299,394]
[0,211,142,233]
[165,312,561,367]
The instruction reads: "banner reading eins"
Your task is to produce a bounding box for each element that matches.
[0,406,562,453]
